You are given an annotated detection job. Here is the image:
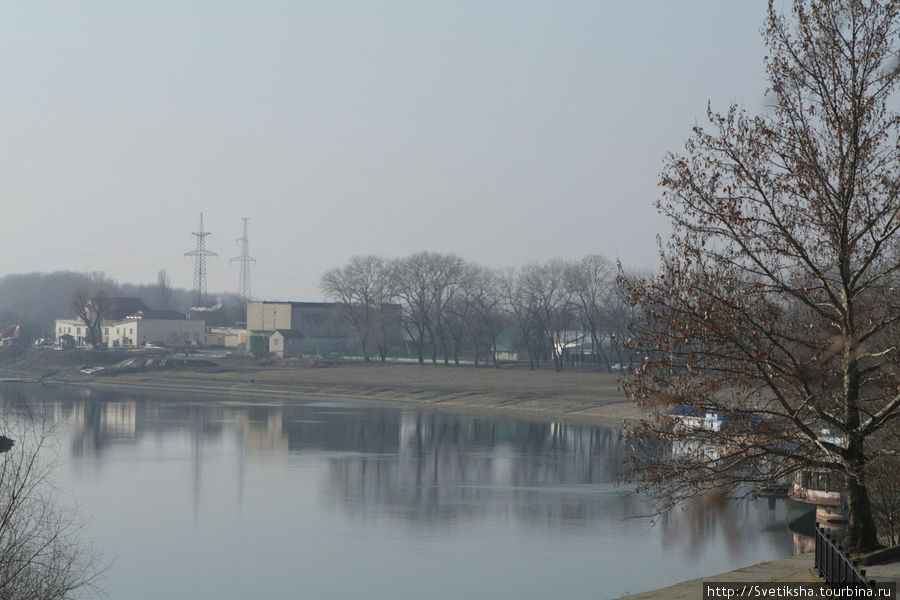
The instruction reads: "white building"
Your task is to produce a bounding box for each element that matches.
[55,297,152,347]
[104,310,205,348]
[54,304,207,349]
[54,319,87,346]
[210,327,248,348]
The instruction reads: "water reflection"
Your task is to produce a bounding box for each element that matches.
[39,388,646,532]
[324,413,641,532]
[1,383,798,600]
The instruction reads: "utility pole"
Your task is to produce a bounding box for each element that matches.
[230,217,255,303]
[185,212,217,307]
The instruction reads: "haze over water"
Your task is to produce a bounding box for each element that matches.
[11,385,797,599]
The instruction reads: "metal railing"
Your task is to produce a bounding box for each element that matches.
[815,524,876,587]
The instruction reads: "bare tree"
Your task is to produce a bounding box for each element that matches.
[155,270,173,310]
[623,0,900,552]
[566,255,616,369]
[867,454,900,547]
[321,255,396,362]
[604,268,647,370]
[0,407,104,599]
[424,256,469,366]
[392,252,466,365]
[519,261,574,371]
[443,268,475,367]
[71,278,114,350]
[501,267,542,370]
[466,266,506,367]
[393,253,436,365]
[369,261,401,362]
[501,262,572,371]
[321,263,369,360]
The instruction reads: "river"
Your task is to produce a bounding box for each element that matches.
[3,383,803,599]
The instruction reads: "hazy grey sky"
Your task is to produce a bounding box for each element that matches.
[1,1,772,301]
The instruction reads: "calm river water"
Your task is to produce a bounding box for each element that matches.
[5,383,802,599]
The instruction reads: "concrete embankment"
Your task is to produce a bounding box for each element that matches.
[619,553,817,599]
[620,553,818,599]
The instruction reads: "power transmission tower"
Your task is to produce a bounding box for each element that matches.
[230,217,255,302]
[185,212,217,307]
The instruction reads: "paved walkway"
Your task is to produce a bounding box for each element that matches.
[865,558,900,585]
[620,552,900,599]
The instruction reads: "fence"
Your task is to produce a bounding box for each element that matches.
[815,524,876,586]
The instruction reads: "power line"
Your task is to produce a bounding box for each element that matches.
[184,212,217,307]
[230,217,255,302]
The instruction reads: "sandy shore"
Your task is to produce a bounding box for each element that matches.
[3,361,643,428]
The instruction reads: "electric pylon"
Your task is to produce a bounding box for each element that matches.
[230,217,255,302]
[185,212,217,307]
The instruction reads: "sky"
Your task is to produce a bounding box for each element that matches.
[1,1,773,303]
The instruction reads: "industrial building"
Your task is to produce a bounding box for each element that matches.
[246,300,401,356]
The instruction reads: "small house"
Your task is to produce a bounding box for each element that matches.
[494,327,520,361]
[268,329,304,358]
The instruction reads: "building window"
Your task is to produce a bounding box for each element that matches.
[104,328,109,335]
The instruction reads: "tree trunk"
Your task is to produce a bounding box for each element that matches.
[843,468,881,552]
[427,326,438,365]
[550,334,562,371]
[440,333,450,365]
[416,332,425,365]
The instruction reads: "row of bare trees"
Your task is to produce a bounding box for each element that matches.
[322,252,642,370]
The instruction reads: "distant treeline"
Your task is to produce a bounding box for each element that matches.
[1,253,644,373]
[322,252,644,371]
[0,270,244,341]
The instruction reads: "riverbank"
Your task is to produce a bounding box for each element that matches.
[0,355,643,428]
